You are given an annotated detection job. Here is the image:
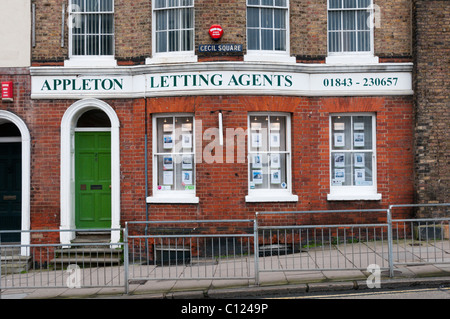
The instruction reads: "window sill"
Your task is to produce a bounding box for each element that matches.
[146,196,199,204]
[327,193,382,201]
[326,55,379,65]
[244,52,296,64]
[245,194,298,203]
[146,54,198,65]
[64,57,117,68]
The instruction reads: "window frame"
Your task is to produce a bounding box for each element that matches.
[327,113,381,201]
[244,0,295,63]
[246,112,298,202]
[67,0,117,67]
[149,0,197,64]
[148,113,199,204]
[326,0,378,64]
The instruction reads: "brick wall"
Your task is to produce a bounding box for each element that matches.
[146,95,415,224]
[413,0,450,214]
[0,71,414,229]
[31,0,413,64]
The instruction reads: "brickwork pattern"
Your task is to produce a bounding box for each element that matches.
[31,0,413,64]
[413,0,450,211]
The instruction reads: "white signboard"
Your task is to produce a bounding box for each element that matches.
[31,68,413,99]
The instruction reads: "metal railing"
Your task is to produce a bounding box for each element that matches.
[123,219,258,293]
[0,228,124,292]
[0,203,448,295]
[388,203,450,277]
[256,209,391,273]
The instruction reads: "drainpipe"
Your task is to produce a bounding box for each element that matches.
[144,98,149,257]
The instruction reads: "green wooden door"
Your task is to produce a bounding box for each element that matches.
[75,132,111,229]
[0,143,21,242]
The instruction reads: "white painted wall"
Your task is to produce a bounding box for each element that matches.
[0,0,31,67]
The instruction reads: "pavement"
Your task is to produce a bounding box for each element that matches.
[1,262,450,299]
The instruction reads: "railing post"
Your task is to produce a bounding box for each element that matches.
[123,223,129,294]
[387,207,394,278]
[254,214,259,286]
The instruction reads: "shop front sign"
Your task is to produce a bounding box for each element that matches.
[31,66,413,99]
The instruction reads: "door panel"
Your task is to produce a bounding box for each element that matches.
[75,132,111,229]
[0,143,21,242]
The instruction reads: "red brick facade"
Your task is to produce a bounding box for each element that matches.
[2,0,436,245]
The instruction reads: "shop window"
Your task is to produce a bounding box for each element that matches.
[327,0,378,64]
[150,0,196,63]
[246,113,297,202]
[245,0,295,63]
[328,114,381,200]
[149,114,198,203]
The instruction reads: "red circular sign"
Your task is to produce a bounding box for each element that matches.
[209,25,223,40]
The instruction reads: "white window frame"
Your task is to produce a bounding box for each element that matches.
[244,0,295,63]
[147,0,197,64]
[326,0,378,64]
[327,113,381,201]
[65,0,117,67]
[245,112,298,202]
[147,113,199,204]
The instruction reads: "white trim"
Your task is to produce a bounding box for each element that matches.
[64,56,118,68]
[30,62,414,99]
[66,0,116,66]
[327,193,381,201]
[325,55,379,65]
[244,52,296,64]
[245,194,298,203]
[328,113,380,201]
[60,98,120,244]
[245,0,294,63]
[326,0,377,64]
[149,113,198,203]
[147,195,199,204]
[247,112,296,201]
[148,0,196,65]
[0,111,31,256]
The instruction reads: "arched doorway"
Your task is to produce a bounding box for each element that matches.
[60,99,120,244]
[0,111,30,251]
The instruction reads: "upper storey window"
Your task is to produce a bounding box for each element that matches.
[327,0,378,64]
[69,0,114,57]
[247,0,288,52]
[154,0,194,54]
[245,0,294,63]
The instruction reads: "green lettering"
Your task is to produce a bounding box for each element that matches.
[83,79,92,90]
[227,75,239,86]
[239,74,250,86]
[113,78,123,90]
[199,74,209,86]
[41,80,51,91]
[263,75,273,86]
[150,76,160,89]
[285,75,293,87]
[210,74,223,86]
[53,79,62,90]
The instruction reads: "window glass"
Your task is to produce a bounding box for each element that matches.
[154,0,194,53]
[328,0,372,54]
[249,114,290,191]
[70,0,114,56]
[330,115,375,187]
[247,0,288,52]
[154,115,195,193]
